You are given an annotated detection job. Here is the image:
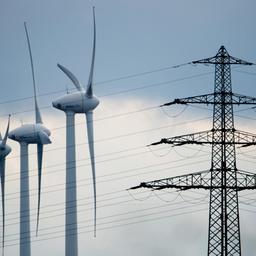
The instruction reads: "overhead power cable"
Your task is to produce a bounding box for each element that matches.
[2,102,252,160]
[3,132,255,200]
[3,190,151,227]
[233,69,256,76]
[2,189,206,228]
[6,115,212,162]
[3,205,254,249]
[0,61,195,106]
[1,124,253,200]
[0,62,252,109]
[2,204,208,247]
[1,188,254,231]
[1,187,254,236]
[6,137,210,181]
[5,157,210,204]
[0,71,213,118]
[2,197,207,238]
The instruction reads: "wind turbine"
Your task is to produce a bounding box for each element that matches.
[52,7,99,256]
[8,22,51,256]
[0,115,11,255]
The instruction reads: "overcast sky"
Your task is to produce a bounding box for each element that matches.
[1,0,256,255]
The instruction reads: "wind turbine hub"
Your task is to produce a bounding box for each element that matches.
[0,144,11,158]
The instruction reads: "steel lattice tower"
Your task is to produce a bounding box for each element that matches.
[130,46,256,256]
[208,46,240,255]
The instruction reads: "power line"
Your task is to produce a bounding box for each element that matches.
[3,197,208,239]
[0,61,196,107]
[1,158,211,226]
[233,69,256,76]
[3,131,255,202]
[6,114,212,162]
[1,125,250,200]
[2,186,254,230]
[8,205,256,250]
[5,157,210,204]
[3,189,206,229]
[0,71,213,118]
[4,118,254,183]
[1,187,254,241]
[4,191,145,227]
[5,145,209,185]
[3,102,253,163]
[2,204,208,247]
[2,97,253,169]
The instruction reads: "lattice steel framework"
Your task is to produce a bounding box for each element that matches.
[208,46,240,256]
[130,46,256,256]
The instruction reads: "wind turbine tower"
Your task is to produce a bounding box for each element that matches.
[8,23,51,256]
[52,8,99,256]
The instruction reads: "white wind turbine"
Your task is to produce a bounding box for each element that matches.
[52,7,99,256]
[8,23,51,256]
[0,115,11,255]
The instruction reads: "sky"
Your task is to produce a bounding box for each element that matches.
[1,0,256,255]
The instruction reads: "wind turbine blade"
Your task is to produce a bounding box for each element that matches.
[86,7,96,97]
[36,143,43,235]
[57,64,83,91]
[0,158,5,254]
[85,111,97,237]
[2,115,10,147]
[24,22,43,124]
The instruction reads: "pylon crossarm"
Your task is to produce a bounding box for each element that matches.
[236,170,256,190]
[161,93,215,106]
[232,93,256,105]
[129,169,256,191]
[162,92,256,107]
[192,57,253,65]
[149,129,213,146]
[149,129,256,147]
[130,170,211,190]
[234,130,256,147]
[192,46,254,65]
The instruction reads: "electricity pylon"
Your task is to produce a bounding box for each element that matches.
[130,46,256,256]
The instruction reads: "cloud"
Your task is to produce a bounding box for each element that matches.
[2,95,214,255]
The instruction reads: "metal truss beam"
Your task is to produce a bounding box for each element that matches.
[161,93,256,106]
[192,46,253,65]
[130,169,256,191]
[150,129,256,147]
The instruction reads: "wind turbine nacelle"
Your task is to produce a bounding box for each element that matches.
[8,124,51,144]
[0,144,11,158]
[52,92,100,113]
